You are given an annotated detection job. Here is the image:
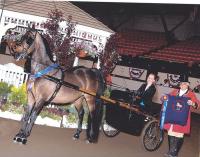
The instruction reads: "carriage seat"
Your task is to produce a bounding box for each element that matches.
[110,89,161,117]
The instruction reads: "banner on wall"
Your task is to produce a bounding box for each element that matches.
[193,82,200,93]
[129,67,144,79]
[167,73,180,86]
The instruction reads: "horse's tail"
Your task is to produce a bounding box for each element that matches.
[92,69,105,141]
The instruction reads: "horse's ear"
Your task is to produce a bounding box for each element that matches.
[32,23,35,30]
[27,24,31,31]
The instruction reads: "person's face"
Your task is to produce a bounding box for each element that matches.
[147,74,155,85]
[180,82,189,90]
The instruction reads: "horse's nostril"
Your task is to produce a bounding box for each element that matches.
[14,52,18,57]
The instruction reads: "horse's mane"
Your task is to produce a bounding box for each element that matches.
[65,66,86,72]
[22,33,55,73]
[41,35,55,63]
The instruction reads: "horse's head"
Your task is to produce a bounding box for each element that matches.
[4,29,36,61]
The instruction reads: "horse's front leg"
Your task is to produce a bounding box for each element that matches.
[13,91,35,144]
[13,104,34,143]
[14,100,44,144]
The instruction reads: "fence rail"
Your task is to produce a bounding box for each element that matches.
[0,64,28,87]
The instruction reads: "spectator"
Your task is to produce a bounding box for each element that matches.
[134,72,157,113]
[163,74,200,157]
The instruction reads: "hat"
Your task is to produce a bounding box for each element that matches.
[179,74,190,84]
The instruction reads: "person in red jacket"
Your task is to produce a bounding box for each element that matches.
[164,74,200,157]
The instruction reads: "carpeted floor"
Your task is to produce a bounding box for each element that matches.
[0,114,199,157]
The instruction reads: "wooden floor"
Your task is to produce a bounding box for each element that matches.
[0,114,199,157]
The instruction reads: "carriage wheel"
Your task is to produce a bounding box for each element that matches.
[101,119,120,137]
[140,119,164,151]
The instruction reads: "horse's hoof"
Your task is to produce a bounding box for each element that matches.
[16,137,23,143]
[13,137,17,142]
[18,138,27,145]
[85,138,95,144]
[13,136,27,145]
[13,136,21,143]
[13,139,17,143]
[21,138,27,145]
[73,133,79,140]
[85,140,91,144]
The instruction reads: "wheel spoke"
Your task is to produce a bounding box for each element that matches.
[143,121,163,151]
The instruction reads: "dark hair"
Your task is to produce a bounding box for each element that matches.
[164,79,169,83]
[147,73,158,81]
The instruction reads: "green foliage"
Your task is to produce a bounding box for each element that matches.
[8,84,27,106]
[61,105,88,124]
[40,110,62,121]
[1,102,24,114]
[0,82,12,96]
[0,82,90,124]
[66,113,77,123]
[103,87,111,98]
[1,103,10,112]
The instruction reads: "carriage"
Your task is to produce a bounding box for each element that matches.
[101,89,164,151]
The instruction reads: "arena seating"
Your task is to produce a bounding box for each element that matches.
[117,30,200,63]
[116,30,167,57]
[144,38,200,63]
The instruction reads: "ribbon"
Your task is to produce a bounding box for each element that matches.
[31,63,59,79]
[160,95,168,130]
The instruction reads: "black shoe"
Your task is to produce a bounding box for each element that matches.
[165,135,175,156]
[169,137,184,157]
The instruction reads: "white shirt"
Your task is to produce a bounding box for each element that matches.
[145,84,152,91]
[179,89,188,96]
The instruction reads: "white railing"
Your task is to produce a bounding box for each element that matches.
[0,63,28,87]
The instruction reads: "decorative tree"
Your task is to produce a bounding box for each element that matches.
[43,9,118,73]
[99,33,120,78]
[43,9,77,69]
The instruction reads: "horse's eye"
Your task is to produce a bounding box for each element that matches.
[16,43,22,46]
[13,45,17,49]
[26,38,33,45]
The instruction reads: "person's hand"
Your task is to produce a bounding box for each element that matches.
[187,100,195,107]
[135,96,141,99]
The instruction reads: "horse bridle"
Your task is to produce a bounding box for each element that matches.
[5,30,37,61]
[16,30,37,61]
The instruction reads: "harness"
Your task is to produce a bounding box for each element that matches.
[28,63,65,104]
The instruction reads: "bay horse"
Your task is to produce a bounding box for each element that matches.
[4,28,105,144]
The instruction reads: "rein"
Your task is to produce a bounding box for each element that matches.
[44,75,156,119]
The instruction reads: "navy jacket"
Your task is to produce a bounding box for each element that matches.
[135,83,156,112]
